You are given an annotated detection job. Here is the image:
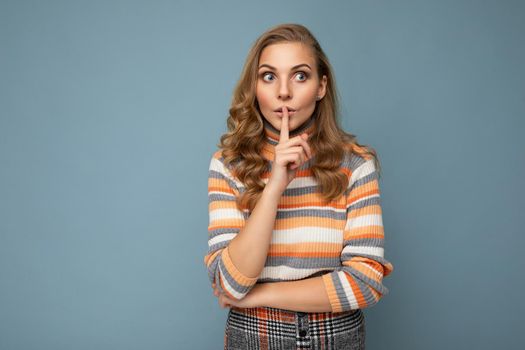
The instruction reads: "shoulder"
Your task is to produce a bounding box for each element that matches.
[340,143,375,173]
[210,149,224,162]
[208,149,228,173]
[208,149,243,188]
[340,143,379,187]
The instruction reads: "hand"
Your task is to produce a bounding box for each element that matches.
[267,106,313,195]
[212,282,267,309]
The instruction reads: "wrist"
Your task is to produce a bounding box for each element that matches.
[263,182,283,198]
[256,282,275,307]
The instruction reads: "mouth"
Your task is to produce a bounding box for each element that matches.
[274,106,296,113]
[274,109,297,117]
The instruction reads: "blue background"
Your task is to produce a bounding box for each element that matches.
[1,0,524,349]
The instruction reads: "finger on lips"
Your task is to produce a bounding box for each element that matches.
[279,106,289,143]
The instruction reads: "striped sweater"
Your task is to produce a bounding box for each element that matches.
[204,116,394,313]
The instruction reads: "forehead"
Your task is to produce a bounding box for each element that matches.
[258,42,315,69]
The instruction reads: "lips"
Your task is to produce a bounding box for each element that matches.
[274,110,296,117]
[274,107,296,112]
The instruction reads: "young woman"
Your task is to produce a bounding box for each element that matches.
[204,23,394,350]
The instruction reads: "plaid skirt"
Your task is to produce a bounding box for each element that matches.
[224,306,365,350]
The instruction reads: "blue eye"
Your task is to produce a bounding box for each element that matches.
[262,72,274,82]
[260,71,309,82]
[296,72,308,81]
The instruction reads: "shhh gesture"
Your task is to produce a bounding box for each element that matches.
[267,106,313,195]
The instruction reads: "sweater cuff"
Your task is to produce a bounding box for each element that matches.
[222,246,259,287]
[322,272,343,313]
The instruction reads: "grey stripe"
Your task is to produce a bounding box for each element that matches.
[265,256,341,267]
[346,152,366,171]
[341,265,389,296]
[208,192,236,202]
[276,208,346,220]
[207,238,232,253]
[208,256,220,286]
[330,269,352,311]
[347,196,381,211]
[283,185,319,196]
[208,169,239,192]
[348,170,378,193]
[217,252,255,295]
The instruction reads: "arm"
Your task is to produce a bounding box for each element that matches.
[319,156,394,312]
[258,276,332,313]
[238,156,393,313]
[204,152,281,301]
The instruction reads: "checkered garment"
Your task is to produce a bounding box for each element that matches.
[224,306,366,350]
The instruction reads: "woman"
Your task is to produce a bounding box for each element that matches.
[204,23,394,350]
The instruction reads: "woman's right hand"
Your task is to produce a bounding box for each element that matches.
[266,106,313,195]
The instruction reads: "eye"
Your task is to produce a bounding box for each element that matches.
[295,71,308,81]
[261,72,274,82]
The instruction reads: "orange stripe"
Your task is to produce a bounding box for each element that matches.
[346,203,382,218]
[344,225,384,239]
[347,261,382,283]
[347,181,380,203]
[208,185,235,195]
[269,242,341,255]
[209,200,241,211]
[343,232,385,240]
[322,273,342,313]
[209,221,244,230]
[346,274,367,308]
[274,216,345,230]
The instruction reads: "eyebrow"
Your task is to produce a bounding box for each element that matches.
[258,63,312,71]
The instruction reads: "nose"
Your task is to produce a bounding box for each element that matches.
[278,79,292,100]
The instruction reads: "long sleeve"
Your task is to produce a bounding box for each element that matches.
[203,152,259,300]
[321,156,394,312]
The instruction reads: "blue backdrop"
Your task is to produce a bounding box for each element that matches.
[1,0,524,349]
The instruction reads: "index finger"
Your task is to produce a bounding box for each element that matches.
[279,106,289,143]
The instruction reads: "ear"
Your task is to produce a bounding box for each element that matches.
[317,75,327,99]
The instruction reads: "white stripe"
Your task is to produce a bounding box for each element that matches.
[337,271,359,309]
[349,159,376,189]
[208,189,235,197]
[287,176,319,189]
[271,227,342,245]
[209,208,245,222]
[208,233,236,247]
[342,245,384,257]
[347,193,380,208]
[209,158,244,188]
[345,214,383,230]
[259,266,333,280]
[209,157,227,173]
[360,261,383,278]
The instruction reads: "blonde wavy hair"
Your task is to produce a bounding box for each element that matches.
[218,23,381,211]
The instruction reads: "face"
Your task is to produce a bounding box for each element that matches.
[256,42,327,132]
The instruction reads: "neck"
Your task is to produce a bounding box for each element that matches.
[262,114,317,143]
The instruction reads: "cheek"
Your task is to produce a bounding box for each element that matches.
[305,87,319,102]
[296,84,319,104]
[256,87,272,110]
